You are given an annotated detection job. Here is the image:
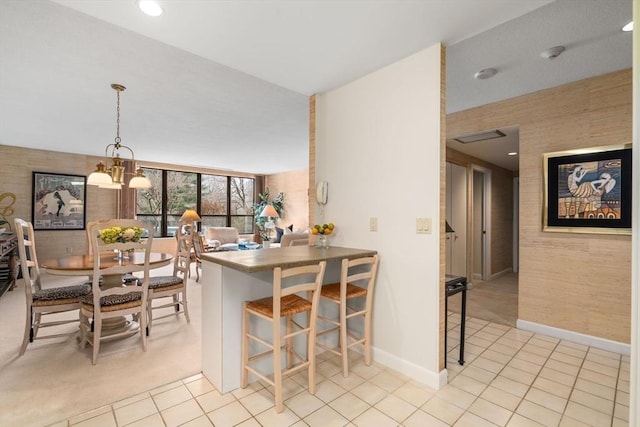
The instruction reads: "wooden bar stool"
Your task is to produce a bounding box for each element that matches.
[317,255,379,377]
[241,261,326,413]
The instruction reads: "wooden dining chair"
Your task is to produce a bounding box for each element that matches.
[79,219,154,364]
[241,261,326,413]
[14,218,91,356]
[146,222,191,332]
[189,228,206,282]
[86,219,139,285]
[316,255,379,377]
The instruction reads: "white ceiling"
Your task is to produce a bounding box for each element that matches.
[0,0,633,174]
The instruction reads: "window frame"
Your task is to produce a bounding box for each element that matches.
[135,167,257,237]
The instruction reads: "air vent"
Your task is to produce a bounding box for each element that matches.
[453,129,506,144]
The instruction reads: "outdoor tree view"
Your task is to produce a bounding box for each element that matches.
[136,167,255,236]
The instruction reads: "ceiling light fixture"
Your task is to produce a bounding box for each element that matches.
[87,84,152,190]
[507,152,518,156]
[541,46,566,60]
[138,0,163,17]
[454,129,506,144]
[474,68,497,80]
[622,21,633,32]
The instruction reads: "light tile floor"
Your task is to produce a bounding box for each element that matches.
[47,313,630,427]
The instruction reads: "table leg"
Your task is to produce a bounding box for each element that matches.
[444,288,448,369]
[458,288,466,365]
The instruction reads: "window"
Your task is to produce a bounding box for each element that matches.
[230,177,254,234]
[136,168,255,237]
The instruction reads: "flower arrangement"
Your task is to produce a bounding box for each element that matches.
[98,226,142,244]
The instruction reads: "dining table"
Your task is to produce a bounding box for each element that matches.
[41,251,173,335]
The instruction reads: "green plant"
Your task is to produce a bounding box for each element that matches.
[253,189,284,240]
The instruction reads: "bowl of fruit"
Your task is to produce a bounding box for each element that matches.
[311,223,335,248]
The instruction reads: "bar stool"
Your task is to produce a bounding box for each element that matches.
[316,255,379,377]
[241,261,326,413]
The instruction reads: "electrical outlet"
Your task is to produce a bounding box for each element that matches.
[369,217,378,232]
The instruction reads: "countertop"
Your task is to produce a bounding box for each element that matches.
[200,245,377,273]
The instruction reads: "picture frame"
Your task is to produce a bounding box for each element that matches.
[543,143,632,235]
[32,172,87,230]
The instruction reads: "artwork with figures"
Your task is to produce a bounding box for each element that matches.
[543,144,632,235]
[559,160,620,218]
[32,172,86,230]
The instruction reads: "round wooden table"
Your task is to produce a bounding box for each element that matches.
[41,252,173,335]
[42,252,173,284]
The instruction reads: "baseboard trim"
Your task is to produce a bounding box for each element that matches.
[372,346,447,390]
[490,268,513,281]
[517,319,631,356]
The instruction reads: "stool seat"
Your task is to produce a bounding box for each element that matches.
[320,282,368,301]
[246,294,312,317]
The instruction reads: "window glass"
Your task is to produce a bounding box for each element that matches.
[167,171,197,216]
[230,177,255,234]
[137,168,163,236]
[201,174,227,215]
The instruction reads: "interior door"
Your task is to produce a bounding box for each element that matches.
[446,162,467,277]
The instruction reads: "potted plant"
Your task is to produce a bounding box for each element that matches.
[253,189,284,243]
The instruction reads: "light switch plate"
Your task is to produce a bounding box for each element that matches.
[416,217,432,234]
[370,217,378,232]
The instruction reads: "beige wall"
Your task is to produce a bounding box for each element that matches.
[446,147,515,277]
[315,44,445,386]
[447,69,632,344]
[265,168,309,231]
[0,145,117,261]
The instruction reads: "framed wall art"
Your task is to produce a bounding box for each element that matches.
[543,143,632,235]
[32,172,86,230]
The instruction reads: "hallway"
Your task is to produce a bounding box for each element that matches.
[447,273,518,327]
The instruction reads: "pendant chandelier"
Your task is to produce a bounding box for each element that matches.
[87,83,151,190]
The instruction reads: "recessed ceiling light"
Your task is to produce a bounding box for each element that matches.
[138,0,163,17]
[541,46,565,60]
[622,21,633,32]
[507,152,518,156]
[474,68,497,80]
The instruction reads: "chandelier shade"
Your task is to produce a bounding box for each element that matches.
[87,83,151,190]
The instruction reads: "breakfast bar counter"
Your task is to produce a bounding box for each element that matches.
[199,245,377,393]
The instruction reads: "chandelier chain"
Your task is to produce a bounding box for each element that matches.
[115,89,121,145]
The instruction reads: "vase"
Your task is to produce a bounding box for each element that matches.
[315,234,329,249]
[263,240,271,249]
[115,249,130,261]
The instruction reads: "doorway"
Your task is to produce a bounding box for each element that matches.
[446,162,467,277]
[471,165,491,281]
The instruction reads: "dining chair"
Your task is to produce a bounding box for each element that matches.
[146,222,191,332]
[189,228,206,282]
[79,219,154,364]
[316,255,379,377]
[241,261,326,413]
[86,219,139,285]
[14,218,91,356]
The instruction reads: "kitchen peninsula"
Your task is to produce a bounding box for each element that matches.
[199,245,377,393]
